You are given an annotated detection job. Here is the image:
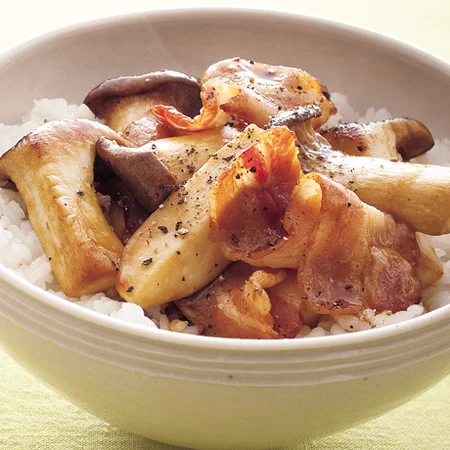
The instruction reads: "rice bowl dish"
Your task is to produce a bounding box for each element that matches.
[0,10,449,450]
[1,74,449,338]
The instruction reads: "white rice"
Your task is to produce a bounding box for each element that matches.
[0,97,449,337]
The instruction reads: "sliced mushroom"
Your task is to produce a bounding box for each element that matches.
[301,143,450,236]
[148,126,240,184]
[116,125,262,308]
[95,125,239,219]
[321,118,434,160]
[0,120,124,296]
[84,70,202,145]
[96,137,178,213]
[318,118,441,286]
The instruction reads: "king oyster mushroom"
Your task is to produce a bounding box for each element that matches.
[317,116,441,288]
[269,107,443,288]
[94,126,240,243]
[269,106,450,236]
[0,119,125,296]
[96,125,240,188]
[321,118,434,160]
[116,125,263,308]
[95,137,178,213]
[84,70,202,146]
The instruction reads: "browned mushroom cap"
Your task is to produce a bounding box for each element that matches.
[321,118,434,160]
[96,137,178,213]
[84,70,202,145]
[0,119,124,296]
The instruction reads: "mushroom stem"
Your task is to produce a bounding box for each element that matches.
[95,126,240,214]
[299,148,450,235]
[0,119,124,296]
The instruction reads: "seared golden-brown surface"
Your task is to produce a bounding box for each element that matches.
[0,120,124,296]
[322,118,434,160]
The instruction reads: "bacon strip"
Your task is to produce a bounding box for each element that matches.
[177,263,286,339]
[293,174,421,314]
[153,58,336,133]
[210,126,422,315]
[209,126,302,268]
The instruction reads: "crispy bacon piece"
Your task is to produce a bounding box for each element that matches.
[177,262,286,339]
[153,58,336,132]
[210,125,422,315]
[265,270,305,338]
[292,174,421,314]
[209,126,302,268]
[153,78,235,132]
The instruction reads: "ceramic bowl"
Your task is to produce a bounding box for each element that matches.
[0,8,449,450]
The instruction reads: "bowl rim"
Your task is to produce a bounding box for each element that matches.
[0,6,449,352]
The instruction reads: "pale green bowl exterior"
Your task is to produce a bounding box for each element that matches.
[0,8,449,449]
